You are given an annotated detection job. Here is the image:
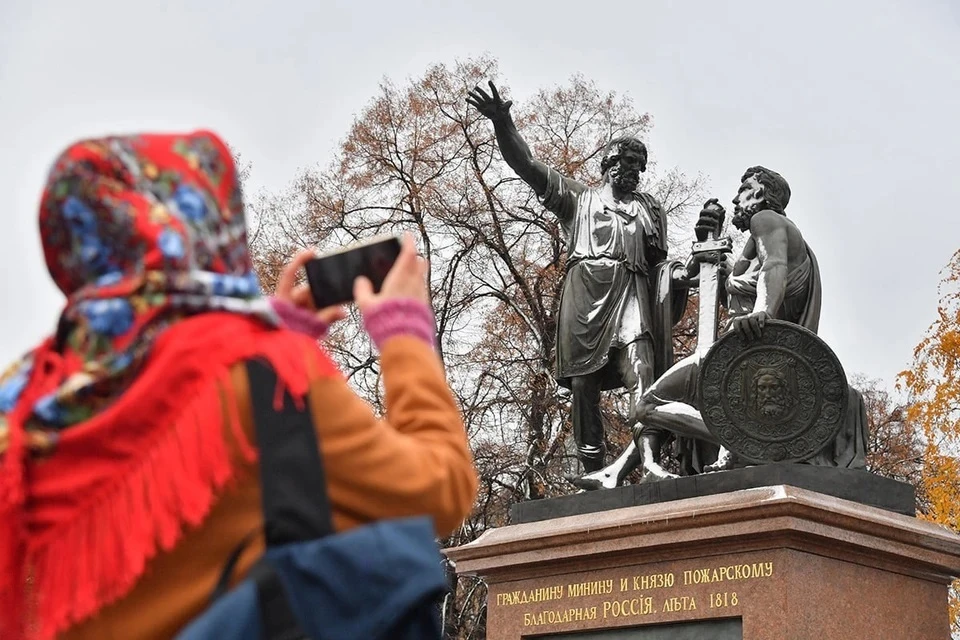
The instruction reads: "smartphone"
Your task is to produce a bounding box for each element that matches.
[304,235,402,309]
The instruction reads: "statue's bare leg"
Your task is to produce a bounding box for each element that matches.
[643,351,734,473]
[638,401,714,440]
[569,432,676,487]
[632,353,718,479]
[634,428,677,482]
[571,340,655,490]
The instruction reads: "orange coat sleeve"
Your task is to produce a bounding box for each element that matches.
[309,336,478,537]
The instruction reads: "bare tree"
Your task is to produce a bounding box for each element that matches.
[848,374,923,487]
[248,56,707,638]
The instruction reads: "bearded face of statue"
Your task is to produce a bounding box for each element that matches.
[731,174,765,231]
[754,371,789,417]
[608,146,644,194]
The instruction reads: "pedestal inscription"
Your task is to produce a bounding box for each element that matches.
[492,555,774,634]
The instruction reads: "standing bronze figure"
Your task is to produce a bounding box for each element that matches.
[467,81,688,479]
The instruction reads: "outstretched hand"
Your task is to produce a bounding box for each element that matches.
[466,80,513,122]
[275,249,347,326]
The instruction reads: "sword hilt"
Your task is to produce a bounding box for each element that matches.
[692,236,733,262]
[692,202,733,354]
[692,200,732,262]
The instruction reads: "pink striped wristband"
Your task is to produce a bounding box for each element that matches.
[362,299,437,350]
[269,298,329,340]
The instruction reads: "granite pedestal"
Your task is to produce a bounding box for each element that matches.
[446,485,960,639]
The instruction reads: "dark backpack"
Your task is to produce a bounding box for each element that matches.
[176,359,448,640]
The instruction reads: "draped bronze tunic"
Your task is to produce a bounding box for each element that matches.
[540,169,674,390]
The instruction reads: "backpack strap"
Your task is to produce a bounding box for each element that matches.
[206,359,336,639]
[250,562,310,640]
[245,358,335,545]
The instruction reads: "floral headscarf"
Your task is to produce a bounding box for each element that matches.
[0,131,277,442]
[0,131,332,640]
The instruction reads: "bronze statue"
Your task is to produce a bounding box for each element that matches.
[591,166,866,479]
[467,81,689,477]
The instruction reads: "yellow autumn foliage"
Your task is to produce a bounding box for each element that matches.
[899,248,960,635]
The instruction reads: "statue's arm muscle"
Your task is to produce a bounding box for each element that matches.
[751,211,790,316]
[490,113,551,195]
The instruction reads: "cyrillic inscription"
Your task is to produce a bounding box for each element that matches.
[602,597,654,619]
[496,585,565,606]
[506,559,773,629]
[523,607,599,627]
[567,579,614,598]
[619,572,675,592]
[683,561,773,585]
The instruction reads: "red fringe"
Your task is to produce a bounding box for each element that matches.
[0,345,61,640]
[0,411,27,640]
[28,370,246,640]
[0,315,339,640]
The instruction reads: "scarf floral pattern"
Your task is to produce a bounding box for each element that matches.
[0,131,277,449]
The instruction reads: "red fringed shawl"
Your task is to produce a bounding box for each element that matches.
[0,130,337,639]
[1,313,333,639]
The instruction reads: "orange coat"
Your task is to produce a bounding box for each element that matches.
[59,335,477,640]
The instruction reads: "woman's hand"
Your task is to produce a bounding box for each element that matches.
[274,248,347,326]
[353,233,429,313]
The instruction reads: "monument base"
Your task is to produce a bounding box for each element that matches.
[511,465,916,524]
[446,486,960,639]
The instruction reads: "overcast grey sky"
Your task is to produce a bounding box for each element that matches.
[1,0,958,386]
